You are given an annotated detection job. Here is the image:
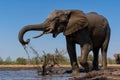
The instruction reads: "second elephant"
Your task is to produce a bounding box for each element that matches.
[18,10,111,74]
[114,54,120,64]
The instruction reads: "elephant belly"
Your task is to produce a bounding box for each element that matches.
[69,29,93,45]
[92,33,105,49]
[89,24,106,48]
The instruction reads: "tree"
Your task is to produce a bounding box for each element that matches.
[107,57,114,64]
[16,57,27,65]
[41,49,69,65]
[54,49,69,64]
[0,57,3,64]
[30,57,41,65]
[5,56,12,64]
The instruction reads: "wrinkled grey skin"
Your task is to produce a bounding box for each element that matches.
[18,10,111,74]
[114,54,120,64]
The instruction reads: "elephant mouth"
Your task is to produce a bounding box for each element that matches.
[52,33,59,38]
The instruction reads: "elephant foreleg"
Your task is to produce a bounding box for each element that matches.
[80,44,92,72]
[93,48,99,70]
[66,39,79,74]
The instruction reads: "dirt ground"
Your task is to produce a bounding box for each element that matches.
[39,64,120,80]
[69,64,120,80]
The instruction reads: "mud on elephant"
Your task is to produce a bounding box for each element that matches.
[18,10,111,75]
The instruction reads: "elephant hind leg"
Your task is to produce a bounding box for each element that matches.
[101,25,110,69]
[101,35,110,69]
[101,48,107,69]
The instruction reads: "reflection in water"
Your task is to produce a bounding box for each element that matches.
[0,70,71,80]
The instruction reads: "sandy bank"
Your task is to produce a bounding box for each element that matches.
[0,64,120,70]
[0,64,71,70]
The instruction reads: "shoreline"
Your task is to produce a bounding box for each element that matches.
[0,64,71,70]
[0,64,120,70]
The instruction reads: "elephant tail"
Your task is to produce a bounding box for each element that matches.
[102,19,111,52]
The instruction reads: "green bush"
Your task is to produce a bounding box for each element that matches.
[16,57,27,65]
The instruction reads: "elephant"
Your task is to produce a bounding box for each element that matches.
[114,53,120,64]
[18,10,111,74]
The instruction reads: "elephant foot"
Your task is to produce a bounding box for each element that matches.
[64,68,86,74]
[101,66,107,70]
[100,64,107,70]
[80,62,93,72]
[64,69,72,74]
[92,64,100,71]
[92,67,100,71]
[85,67,92,72]
[72,70,80,77]
[64,68,80,75]
[79,68,86,72]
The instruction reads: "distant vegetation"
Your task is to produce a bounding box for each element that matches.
[0,49,115,65]
[0,49,69,65]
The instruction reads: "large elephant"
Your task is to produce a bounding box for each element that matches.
[18,10,111,74]
[114,54,120,64]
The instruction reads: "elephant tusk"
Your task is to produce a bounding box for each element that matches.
[33,28,53,38]
[44,28,53,34]
[33,32,45,38]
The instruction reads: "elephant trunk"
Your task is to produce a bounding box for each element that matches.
[18,23,47,46]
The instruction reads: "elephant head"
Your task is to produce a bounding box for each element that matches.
[18,10,88,46]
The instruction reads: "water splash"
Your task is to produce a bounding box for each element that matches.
[22,44,66,75]
[29,46,40,62]
[23,45,31,64]
[22,44,41,74]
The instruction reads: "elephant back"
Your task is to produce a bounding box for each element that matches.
[86,12,108,29]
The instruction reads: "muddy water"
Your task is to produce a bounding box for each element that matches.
[0,69,71,80]
[1,67,120,80]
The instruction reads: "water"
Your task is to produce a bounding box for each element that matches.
[23,44,42,63]
[14,44,71,80]
[0,69,71,80]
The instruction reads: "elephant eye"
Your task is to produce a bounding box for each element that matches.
[55,17,59,19]
[55,17,59,21]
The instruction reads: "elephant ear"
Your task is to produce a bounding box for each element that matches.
[64,10,88,36]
